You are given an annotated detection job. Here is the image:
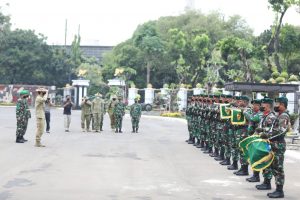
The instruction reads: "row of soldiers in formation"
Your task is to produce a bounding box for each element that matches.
[185,94,290,198]
[15,89,143,147]
[80,94,142,133]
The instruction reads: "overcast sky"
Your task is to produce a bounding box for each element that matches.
[1,0,300,46]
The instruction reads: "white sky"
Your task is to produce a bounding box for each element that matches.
[1,0,300,46]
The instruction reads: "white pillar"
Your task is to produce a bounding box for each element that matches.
[72,79,90,109]
[128,88,138,105]
[145,88,154,104]
[177,88,187,111]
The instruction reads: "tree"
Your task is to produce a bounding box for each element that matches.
[267,0,300,70]
[133,22,165,85]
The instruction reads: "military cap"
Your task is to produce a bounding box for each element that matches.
[251,99,261,105]
[234,96,241,100]
[209,94,214,98]
[226,94,233,98]
[261,97,273,105]
[240,95,250,101]
[204,94,208,97]
[36,87,47,92]
[213,94,220,98]
[19,90,29,95]
[275,96,288,107]
[220,94,226,98]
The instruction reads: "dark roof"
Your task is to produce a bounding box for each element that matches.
[225,82,299,93]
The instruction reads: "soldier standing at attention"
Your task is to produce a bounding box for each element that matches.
[92,93,102,132]
[16,90,31,143]
[266,97,290,198]
[35,88,48,147]
[130,97,142,133]
[114,95,126,133]
[185,97,193,142]
[255,97,276,191]
[108,96,118,130]
[81,96,92,132]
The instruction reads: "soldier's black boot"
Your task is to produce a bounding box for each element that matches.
[267,185,284,198]
[136,128,139,133]
[119,129,123,133]
[220,157,231,165]
[16,137,24,143]
[132,127,135,133]
[196,139,202,148]
[227,161,238,170]
[246,171,260,182]
[21,136,28,142]
[204,147,213,154]
[215,149,224,161]
[115,129,119,133]
[186,134,192,143]
[209,148,219,157]
[256,178,271,190]
[194,139,200,146]
[199,140,205,148]
[188,137,195,144]
[235,165,249,176]
[201,142,208,151]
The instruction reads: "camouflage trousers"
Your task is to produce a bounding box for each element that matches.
[187,117,192,134]
[93,113,103,131]
[263,141,286,185]
[16,118,29,137]
[81,114,91,130]
[131,116,140,129]
[224,128,233,159]
[115,115,123,130]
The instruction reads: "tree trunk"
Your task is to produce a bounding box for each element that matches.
[146,62,151,85]
[240,50,252,82]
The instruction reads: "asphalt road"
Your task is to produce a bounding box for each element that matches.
[0,107,300,200]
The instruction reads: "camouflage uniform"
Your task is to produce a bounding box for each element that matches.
[81,98,92,132]
[130,102,142,132]
[114,100,126,133]
[185,100,193,142]
[92,96,105,132]
[16,97,31,141]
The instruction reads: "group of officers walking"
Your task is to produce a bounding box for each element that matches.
[186,94,290,198]
[80,94,142,133]
[15,88,142,148]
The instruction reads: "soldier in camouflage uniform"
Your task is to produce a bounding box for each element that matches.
[188,96,197,144]
[185,97,193,143]
[255,97,277,191]
[209,95,220,157]
[92,93,105,132]
[219,95,234,165]
[232,96,250,175]
[244,99,263,182]
[16,90,31,143]
[114,96,126,133]
[81,97,92,132]
[265,97,289,198]
[130,97,142,133]
[193,96,202,147]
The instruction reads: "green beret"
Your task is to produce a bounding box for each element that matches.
[204,94,208,97]
[213,94,220,98]
[275,97,288,105]
[226,94,233,98]
[209,94,214,98]
[251,99,261,105]
[220,94,226,98]
[19,90,29,95]
[240,95,250,101]
[234,96,241,100]
[261,97,273,105]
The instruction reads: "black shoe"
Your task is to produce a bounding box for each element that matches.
[119,129,123,133]
[203,147,212,154]
[100,129,103,131]
[193,139,200,146]
[220,158,231,165]
[227,161,238,170]
[188,137,195,144]
[186,135,192,143]
[233,168,243,175]
[16,137,24,143]
[267,185,284,198]
[235,165,249,176]
[209,148,219,157]
[215,153,225,161]
[115,129,119,133]
[21,136,28,142]
[246,175,260,182]
[136,129,139,133]
[256,179,271,190]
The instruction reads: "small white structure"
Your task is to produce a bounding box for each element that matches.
[145,88,154,104]
[193,88,205,95]
[108,78,125,86]
[177,88,188,111]
[72,79,90,108]
[128,88,138,106]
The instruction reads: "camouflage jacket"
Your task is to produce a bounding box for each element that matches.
[270,111,290,141]
[16,98,31,119]
[114,102,126,117]
[130,103,142,118]
[244,109,262,135]
[258,111,277,134]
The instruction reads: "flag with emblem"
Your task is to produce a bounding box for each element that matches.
[220,104,231,119]
[230,109,246,125]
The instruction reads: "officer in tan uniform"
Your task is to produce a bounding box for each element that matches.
[108,95,118,130]
[81,96,92,132]
[92,93,104,132]
[35,88,48,147]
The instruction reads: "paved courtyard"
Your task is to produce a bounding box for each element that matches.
[0,107,300,200]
